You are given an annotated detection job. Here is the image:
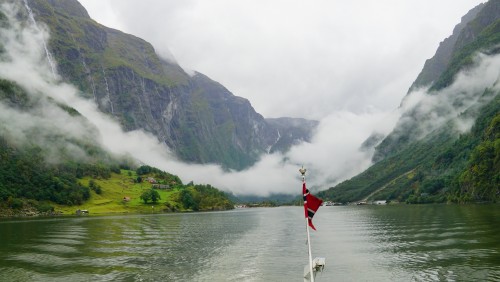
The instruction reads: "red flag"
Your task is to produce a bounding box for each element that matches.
[303,182,323,230]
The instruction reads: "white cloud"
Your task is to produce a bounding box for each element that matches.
[80,0,484,120]
[399,53,500,141]
[2,0,395,196]
[2,1,496,199]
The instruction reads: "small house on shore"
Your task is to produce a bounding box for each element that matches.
[152,184,170,190]
[76,209,89,215]
[146,177,157,184]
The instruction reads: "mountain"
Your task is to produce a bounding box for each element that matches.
[0,76,125,207]
[25,0,317,170]
[319,0,500,204]
[408,2,485,92]
[0,77,234,214]
[0,1,235,214]
[265,117,319,153]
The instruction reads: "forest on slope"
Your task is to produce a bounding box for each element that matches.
[0,61,233,215]
[0,0,241,215]
[319,0,500,204]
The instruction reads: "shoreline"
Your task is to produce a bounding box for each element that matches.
[2,202,498,220]
[0,204,234,219]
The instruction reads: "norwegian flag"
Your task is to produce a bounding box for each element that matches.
[303,182,323,231]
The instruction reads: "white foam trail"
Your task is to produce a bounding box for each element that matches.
[23,0,57,78]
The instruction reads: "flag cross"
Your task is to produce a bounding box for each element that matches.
[303,183,323,231]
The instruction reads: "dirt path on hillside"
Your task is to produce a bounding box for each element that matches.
[361,169,416,202]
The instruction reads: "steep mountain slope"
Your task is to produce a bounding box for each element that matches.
[0,77,125,206]
[408,2,485,92]
[25,0,316,170]
[0,1,234,214]
[265,117,319,153]
[320,0,500,204]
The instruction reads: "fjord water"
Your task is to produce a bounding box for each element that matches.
[0,205,498,281]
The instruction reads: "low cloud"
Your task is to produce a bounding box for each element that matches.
[1,1,396,197]
[396,52,500,143]
[79,0,485,120]
[1,2,498,199]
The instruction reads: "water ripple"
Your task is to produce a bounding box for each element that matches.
[0,206,498,281]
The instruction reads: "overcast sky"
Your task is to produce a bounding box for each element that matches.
[46,0,486,196]
[79,0,484,120]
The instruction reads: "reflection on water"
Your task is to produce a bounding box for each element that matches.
[314,205,500,281]
[0,205,499,281]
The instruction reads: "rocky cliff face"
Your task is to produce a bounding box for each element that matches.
[265,117,319,153]
[408,3,485,92]
[26,0,317,170]
[410,1,500,92]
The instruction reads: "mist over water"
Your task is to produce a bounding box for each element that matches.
[0,1,499,197]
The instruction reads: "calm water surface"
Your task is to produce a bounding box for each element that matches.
[0,205,499,281]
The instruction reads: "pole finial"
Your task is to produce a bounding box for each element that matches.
[299,166,307,176]
[299,166,307,182]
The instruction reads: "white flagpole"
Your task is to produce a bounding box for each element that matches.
[306,209,315,282]
[301,169,315,282]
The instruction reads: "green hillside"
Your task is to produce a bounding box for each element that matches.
[56,167,234,215]
[0,79,233,216]
[0,145,234,216]
[319,1,500,204]
[319,95,499,204]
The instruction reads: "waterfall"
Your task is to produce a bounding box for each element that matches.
[267,129,281,153]
[23,0,57,78]
[70,34,98,103]
[83,57,97,103]
[137,76,147,115]
[101,65,114,114]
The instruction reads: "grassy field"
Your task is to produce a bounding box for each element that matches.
[54,170,181,216]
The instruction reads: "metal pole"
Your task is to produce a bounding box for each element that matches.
[302,173,315,282]
[306,214,315,282]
